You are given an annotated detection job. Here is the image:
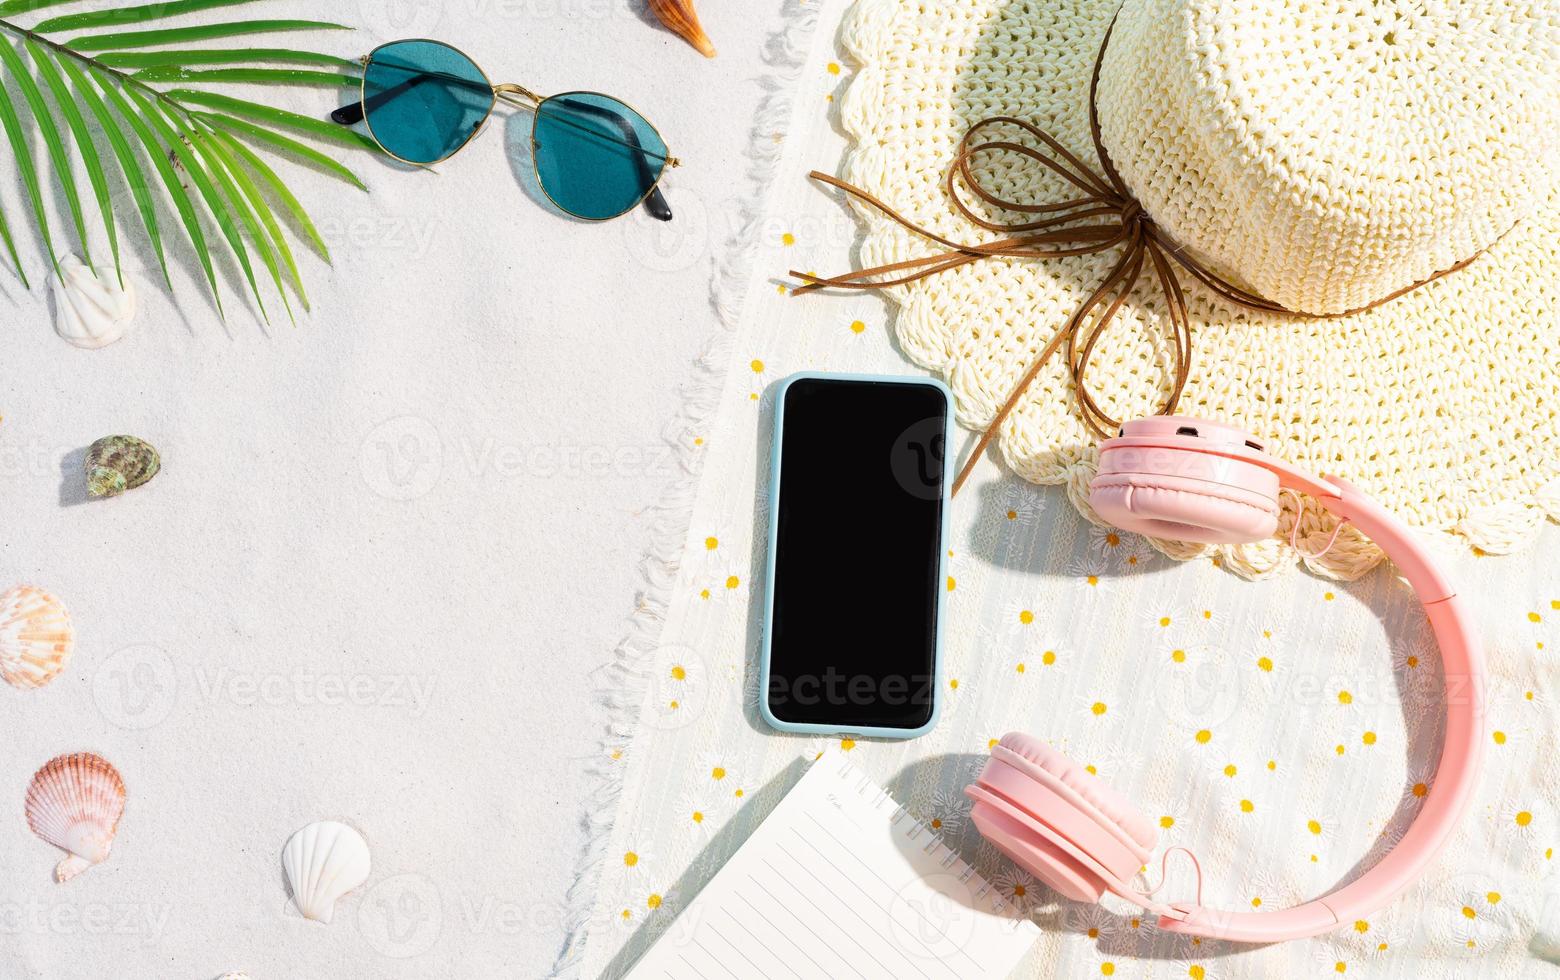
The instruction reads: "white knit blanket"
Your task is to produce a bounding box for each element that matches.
[564,1,1560,976]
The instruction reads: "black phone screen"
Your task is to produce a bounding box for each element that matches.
[765,377,948,731]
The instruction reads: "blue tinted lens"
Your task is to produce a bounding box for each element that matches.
[533,92,668,220]
[363,40,492,164]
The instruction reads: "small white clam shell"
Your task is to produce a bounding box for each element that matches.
[50,254,135,350]
[282,820,371,924]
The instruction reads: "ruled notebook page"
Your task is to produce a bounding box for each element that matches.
[621,751,1040,980]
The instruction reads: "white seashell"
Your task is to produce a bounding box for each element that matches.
[50,253,136,350]
[0,585,75,689]
[282,821,371,923]
[25,753,126,883]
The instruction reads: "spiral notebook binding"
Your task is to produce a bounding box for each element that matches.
[836,754,1030,926]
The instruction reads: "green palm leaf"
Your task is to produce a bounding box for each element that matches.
[0,3,378,317]
[26,39,120,283]
[97,48,359,70]
[0,177,25,284]
[165,89,378,150]
[37,0,265,34]
[210,126,330,261]
[124,81,267,319]
[199,111,365,190]
[133,67,358,87]
[92,67,223,313]
[67,20,349,52]
[56,51,169,287]
[197,119,307,310]
[0,38,88,267]
[0,64,57,276]
[0,0,79,16]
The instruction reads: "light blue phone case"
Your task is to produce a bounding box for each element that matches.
[757,371,954,740]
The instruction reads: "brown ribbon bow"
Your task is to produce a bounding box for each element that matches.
[790,16,1479,497]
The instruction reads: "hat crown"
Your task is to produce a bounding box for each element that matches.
[1096,0,1560,315]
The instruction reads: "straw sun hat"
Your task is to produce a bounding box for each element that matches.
[817,0,1560,578]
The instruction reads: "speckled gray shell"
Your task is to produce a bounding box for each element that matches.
[85,435,160,498]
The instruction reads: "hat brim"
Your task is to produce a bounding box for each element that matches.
[839,0,1560,578]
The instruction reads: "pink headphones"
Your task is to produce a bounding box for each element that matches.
[965,416,1485,942]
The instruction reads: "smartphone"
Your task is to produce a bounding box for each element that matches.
[758,372,952,739]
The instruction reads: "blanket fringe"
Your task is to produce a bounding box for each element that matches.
[550,2,821,975]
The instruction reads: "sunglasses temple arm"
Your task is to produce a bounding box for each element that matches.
[330,100,366,125]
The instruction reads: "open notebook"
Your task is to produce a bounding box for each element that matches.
[621,750,1040,979]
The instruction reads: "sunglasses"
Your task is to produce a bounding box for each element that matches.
[330,39,679,222]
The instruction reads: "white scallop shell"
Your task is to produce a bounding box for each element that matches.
[1,585,75,689]
[25,752,126,883]
[282,821,371,923]
[50,253,136,350]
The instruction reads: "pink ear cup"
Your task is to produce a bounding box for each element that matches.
[1089,416,1281,544]
[966,785,1108,903]
[994,734,1157,850]
[965,734,1158,907]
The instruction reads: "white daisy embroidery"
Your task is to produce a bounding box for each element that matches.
[1065,902,1120,943]
[1015,641,1065,678]
[745,357,771,402]
[1064,558,1112,598]
[695,751,734,787]
[1500,801,1547,842]
[1351,916,1407,958]
[923,788,968,837]
[705,562,751,601]
[676,792,721,839]
[1087,524,1131,561]
[998,483,1047,526]
[991,867,1040,911]
[1445,893,1511,954]
[1309,937,1355,976]
[1239,869,1300,912]
[1004,600,1041,632]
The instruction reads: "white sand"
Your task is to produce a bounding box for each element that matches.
[0,2,787,975]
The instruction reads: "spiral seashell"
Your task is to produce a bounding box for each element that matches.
[85,435,161,498]
[50,254,136,350]
[282,821,371,923]
[0,585,74,689]
[648,0,716,57]
[25,753,126,883]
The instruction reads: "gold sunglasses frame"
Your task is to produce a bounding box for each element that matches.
[354,39,681,222]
